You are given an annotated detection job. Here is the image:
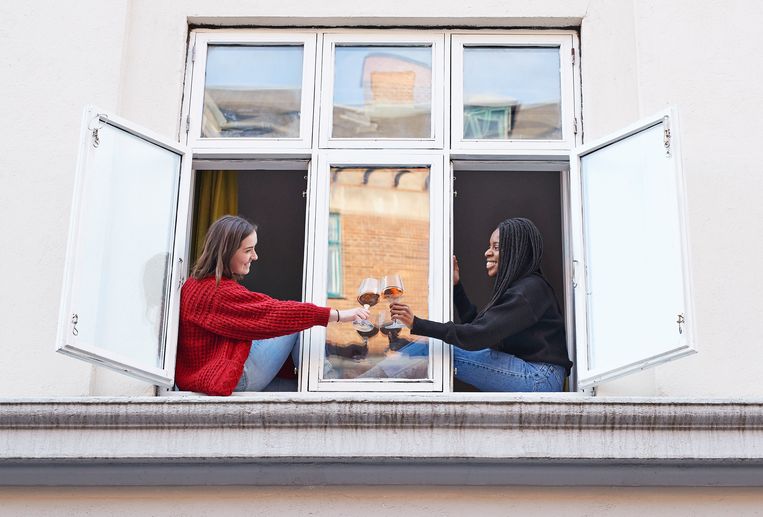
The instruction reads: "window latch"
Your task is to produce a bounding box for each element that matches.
[88,114,107,149]
[71,313,79,336]
[676,313,685,334]
[177,257,185,290]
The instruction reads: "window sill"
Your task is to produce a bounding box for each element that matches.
[2,394,763,486]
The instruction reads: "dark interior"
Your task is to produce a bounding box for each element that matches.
[452,168,565,320]
[237,170,307,301]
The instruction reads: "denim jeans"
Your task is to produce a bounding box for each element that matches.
[453,346,565,392]
[371,340,565,392]
[233,333,300,392]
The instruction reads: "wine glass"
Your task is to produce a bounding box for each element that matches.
[381,274,405,329]
[352,277,379,332]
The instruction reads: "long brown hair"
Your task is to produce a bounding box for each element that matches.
[191,215,257,284]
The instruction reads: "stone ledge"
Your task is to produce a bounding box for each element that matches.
[2,395,763,430]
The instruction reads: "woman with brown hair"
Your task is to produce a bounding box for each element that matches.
[176,215,367,395]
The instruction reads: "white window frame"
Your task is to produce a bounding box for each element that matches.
[60,30,697,398]
[303,150,449,392]
[318,32,445,149]
[569,108,697,389]
[451,33,579,152]
[187,31,318,151]
[56,106,192,387]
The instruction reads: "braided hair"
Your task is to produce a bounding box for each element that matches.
[477,217,545,318]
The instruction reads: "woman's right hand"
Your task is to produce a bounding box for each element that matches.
[337,307,369,323]
[453,255,460,286]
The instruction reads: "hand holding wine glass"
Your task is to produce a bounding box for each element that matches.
[381,274,405,329]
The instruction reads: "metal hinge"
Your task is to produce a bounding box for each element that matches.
[573,117,578,135]
[185,115,191,134]
[663,115,672,157]
[571,47,576,65]
[191,43,196,63]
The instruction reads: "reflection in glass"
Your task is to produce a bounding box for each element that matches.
[332,46,432,139]
[324,166,430,380]
[202,45,304,138]
[463,47,562,140]
[74,123,180,368]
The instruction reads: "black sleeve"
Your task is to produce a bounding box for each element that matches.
[411,284,546,351]
[453,282,478,323]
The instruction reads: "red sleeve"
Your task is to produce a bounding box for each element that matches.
[188,281,331,340]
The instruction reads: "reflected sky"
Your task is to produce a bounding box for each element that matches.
[463,47,560,105]
[334,46,432,106]
[205,45,303,89]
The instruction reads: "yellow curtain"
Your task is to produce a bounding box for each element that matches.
[191,170,238,264]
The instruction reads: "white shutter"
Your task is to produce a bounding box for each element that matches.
[56,106,191,386]
[570,109,696,389]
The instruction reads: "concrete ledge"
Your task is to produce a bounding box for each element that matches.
[2,395,763,485]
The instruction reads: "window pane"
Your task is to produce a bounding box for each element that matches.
[202,45,304,138]
[332,46,432,139]
[324,166,431,380]
[581,123,685,371]
[73,123,180,367]
[463,47,561,140]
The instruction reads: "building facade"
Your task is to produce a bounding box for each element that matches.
[2,0,763,514]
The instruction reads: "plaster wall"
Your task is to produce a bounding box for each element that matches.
[1,486,763,516]
[1,0,762,398]
[0,0,131,396]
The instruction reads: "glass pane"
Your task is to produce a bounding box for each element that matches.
[72,123,180,368]
[202,45,304,138]
[324,166,431,380]
[332,46,432,139]
[463,47,561,140]
[581,123,684,371]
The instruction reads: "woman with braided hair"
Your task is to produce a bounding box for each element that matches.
[390,217,572,391]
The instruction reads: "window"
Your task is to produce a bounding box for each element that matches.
[58,30,695,395]
[187,33,317,149]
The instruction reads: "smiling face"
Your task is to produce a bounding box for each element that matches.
[484,228,500,278]
[229,231,258,277]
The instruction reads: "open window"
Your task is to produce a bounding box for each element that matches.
[570,109,696,389]
[56,106,191,386]
[57,31,695,398]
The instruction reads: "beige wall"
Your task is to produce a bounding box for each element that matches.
[1,486,763,516]
[2,0,763,398]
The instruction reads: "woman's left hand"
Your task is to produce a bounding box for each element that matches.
[389,302,415,328]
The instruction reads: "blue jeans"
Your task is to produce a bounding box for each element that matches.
[375,340,565,392]
[453,346,565,392]
[233,333,300,392]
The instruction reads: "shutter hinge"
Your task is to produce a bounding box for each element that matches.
[571,47,576,65]
[573,117,578,136]
[663,115,672,157]
[191,43,196,63]
[185,115,191,134]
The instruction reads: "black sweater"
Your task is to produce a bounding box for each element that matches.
[411,273,573,374]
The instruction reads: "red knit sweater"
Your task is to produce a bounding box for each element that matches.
[176,276,331,395]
